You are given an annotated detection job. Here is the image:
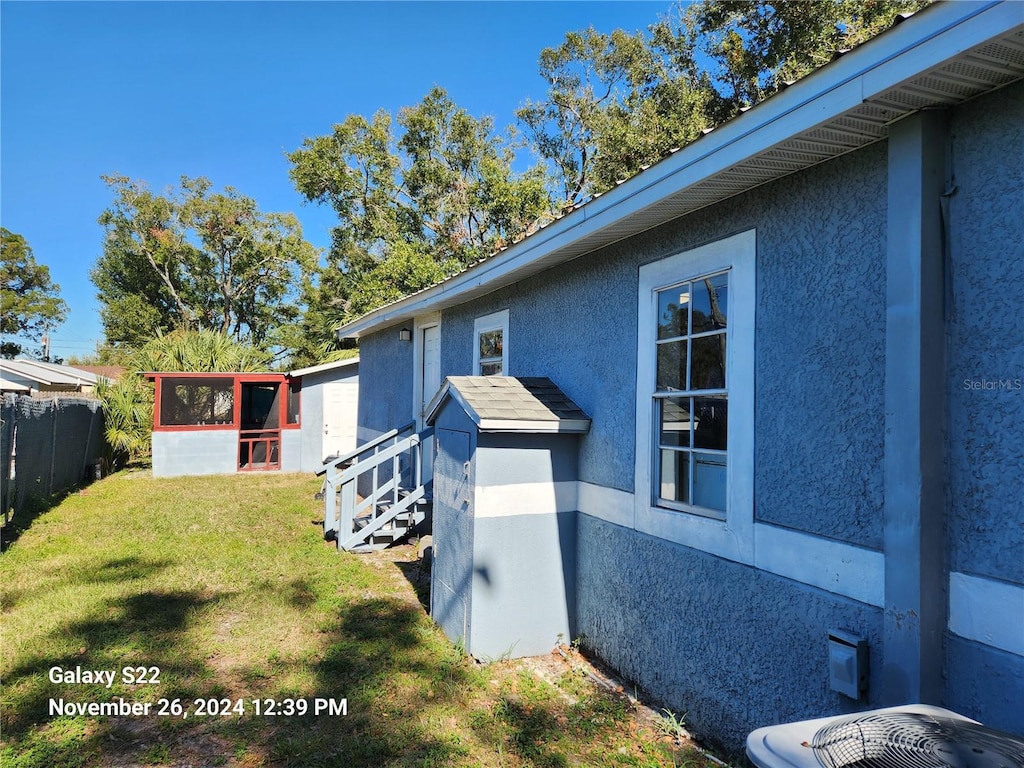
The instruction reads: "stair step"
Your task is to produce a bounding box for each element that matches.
[352,508,427,532]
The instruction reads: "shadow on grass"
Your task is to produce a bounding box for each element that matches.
[1,490,69,553]
[2,587,220,768]
[393,557,432,610]
[493,697,569,768]
[1,555,174,614]
[216,594,481,767]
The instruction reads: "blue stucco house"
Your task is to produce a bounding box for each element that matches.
[329,2,1023,753]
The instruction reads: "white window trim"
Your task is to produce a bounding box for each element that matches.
[412,312,441,429]
[634,229,756,563]
[473,309,509,376]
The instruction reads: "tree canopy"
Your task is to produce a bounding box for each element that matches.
[92,175,318,357]
[288,86,550,331]
[518,0,928,206]
[1,228,68,359]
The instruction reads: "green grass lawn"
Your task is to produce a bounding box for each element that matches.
[1,471,722,768]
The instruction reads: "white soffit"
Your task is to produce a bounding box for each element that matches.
[339,1,1024,339]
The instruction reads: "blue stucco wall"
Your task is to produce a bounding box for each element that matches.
[946,636,1024,735]
[577,514,884,755]
[357,325,414,441]
[440,141,887,547]
[946,81,1024,585]
[439,253,637,495]
[943,81,1024,732]
[751,146,887,548]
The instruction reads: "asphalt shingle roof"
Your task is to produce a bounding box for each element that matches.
[426,376,590,433]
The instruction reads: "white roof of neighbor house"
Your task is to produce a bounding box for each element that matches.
[22,359,108,385]
[0,359,102,387]
[288,356,360,378]
[0,377,32,393]
[337,1,1024,340]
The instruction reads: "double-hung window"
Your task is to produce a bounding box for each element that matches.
[473,310,509,376]
[655,272,729,516]
[635,230,755,561]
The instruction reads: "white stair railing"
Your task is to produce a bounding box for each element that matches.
[319,425,433,551]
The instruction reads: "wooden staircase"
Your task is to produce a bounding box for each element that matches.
[317,422,433,552]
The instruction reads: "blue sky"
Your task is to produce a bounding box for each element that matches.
[1,1,673,361]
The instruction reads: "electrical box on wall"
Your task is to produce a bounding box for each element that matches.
[828,629,868,700]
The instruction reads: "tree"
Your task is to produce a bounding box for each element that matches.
[92,175,318,356]
[1,228,69,359]
[518,1,929,205]
[656,0,931,113]
[288,87,550,328]
[516,28,680,208]
[98,329,270,465]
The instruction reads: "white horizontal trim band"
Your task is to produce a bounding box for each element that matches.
[949,572,1024,657]
[474,481,579,519]
[578,482,884,606]
[753,524,885,607]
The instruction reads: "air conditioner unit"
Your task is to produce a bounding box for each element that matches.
[746,704,1024,768]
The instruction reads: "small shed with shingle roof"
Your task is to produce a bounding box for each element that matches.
[425,376,590,660]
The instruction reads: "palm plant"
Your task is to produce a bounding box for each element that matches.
[98,330,270,468]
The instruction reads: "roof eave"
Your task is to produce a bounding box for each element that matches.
[288,357,360,378]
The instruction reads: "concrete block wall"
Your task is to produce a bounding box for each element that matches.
[151,431,237,477]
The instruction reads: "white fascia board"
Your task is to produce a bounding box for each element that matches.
[863,2,1023,98]
[477,418,591,434]
[0,378,32,392]
[288,357,359,378]
[11,359,92,385]
[337,1,1019,340]
[27,359,99,382]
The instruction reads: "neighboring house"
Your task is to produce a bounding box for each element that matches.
[70,365,125,383]
[0,359,109,395]
[145,359,358,477]
[332,2,1024,753]
[288,357,360,473]
[0,377,32,394]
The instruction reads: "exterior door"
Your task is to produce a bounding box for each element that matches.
[322,381,358,460]
[430,427,472,647]
[418,323,442,485]
[421,324,442,421]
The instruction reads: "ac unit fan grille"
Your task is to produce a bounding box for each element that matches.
[811,713,1024,768]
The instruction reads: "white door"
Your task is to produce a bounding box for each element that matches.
[421,325,442,420]
[322,381,358,460]
[419,324,442,485]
